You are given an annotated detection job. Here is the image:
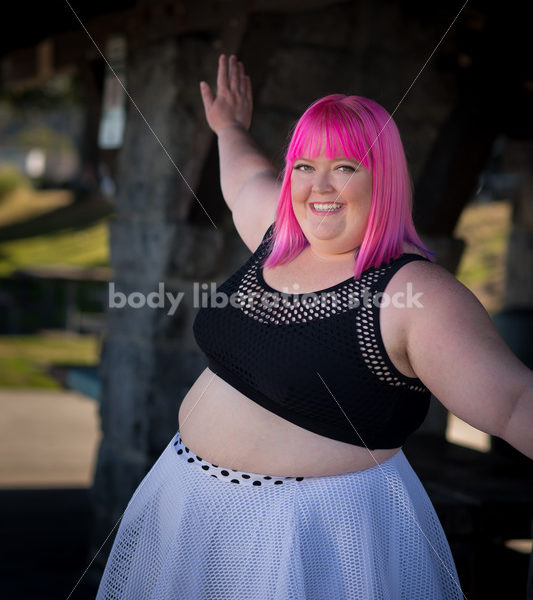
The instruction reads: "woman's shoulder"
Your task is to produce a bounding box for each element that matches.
[388,249,469,302]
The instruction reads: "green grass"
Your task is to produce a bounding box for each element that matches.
[0,331,100,388]
[0,166,31,199]
[0,187,111,276]
[0,219,110,276]
[0,187,71,226]
[454,200,511,315]
[0,186,109,388]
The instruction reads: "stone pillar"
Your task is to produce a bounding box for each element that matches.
[89,34,218,576]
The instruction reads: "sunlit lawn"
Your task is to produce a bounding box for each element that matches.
[0,331,101,388]
[0,187,110,277]
[0,219,109,276]
[0,186,108,387]
[454,199,511,315]
[0,187,72,226]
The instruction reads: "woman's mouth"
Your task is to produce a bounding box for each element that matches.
[309,202,344,215]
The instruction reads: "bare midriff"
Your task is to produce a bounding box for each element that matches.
[178,368,402,477]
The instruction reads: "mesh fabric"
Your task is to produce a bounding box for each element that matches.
[96,432,463,600]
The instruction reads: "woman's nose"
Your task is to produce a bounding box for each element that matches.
[311,173,334,193]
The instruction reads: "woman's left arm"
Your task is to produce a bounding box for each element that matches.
[401,261,533,459]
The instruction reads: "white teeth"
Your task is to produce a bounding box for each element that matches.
[312,203,343,211]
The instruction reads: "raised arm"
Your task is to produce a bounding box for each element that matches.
[200,54,280,250]
[395,261,533,459]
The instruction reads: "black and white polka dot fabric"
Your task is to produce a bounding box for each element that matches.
[173,432,304,487]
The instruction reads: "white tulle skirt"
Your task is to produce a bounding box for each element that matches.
[96,431,463,599]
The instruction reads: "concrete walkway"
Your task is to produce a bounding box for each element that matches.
[0,389,101,488]
[0,389,101,599]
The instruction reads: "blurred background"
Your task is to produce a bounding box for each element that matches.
[0,0,532,598]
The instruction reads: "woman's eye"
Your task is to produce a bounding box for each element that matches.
[293,164,356,172]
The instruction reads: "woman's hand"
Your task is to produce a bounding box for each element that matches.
[200,54,253,135]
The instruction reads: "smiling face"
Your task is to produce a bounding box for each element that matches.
[290,151,373,260]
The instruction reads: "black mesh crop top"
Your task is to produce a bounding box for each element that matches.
[193,223,432,449]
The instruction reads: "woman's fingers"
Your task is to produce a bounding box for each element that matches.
[199,81,214,113]
[217,54,228,94]
[200,54,252,133]
[237,61,246,96]
[214,54,249,97]
[245,75,252,108]
[228,55,239,93]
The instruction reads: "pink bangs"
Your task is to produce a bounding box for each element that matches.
[287,100,370,169]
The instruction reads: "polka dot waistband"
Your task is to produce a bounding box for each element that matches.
[173,432,305,487]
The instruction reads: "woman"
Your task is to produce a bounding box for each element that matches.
[96,54,533,599]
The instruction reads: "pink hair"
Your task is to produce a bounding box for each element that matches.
[262,94,433,278]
